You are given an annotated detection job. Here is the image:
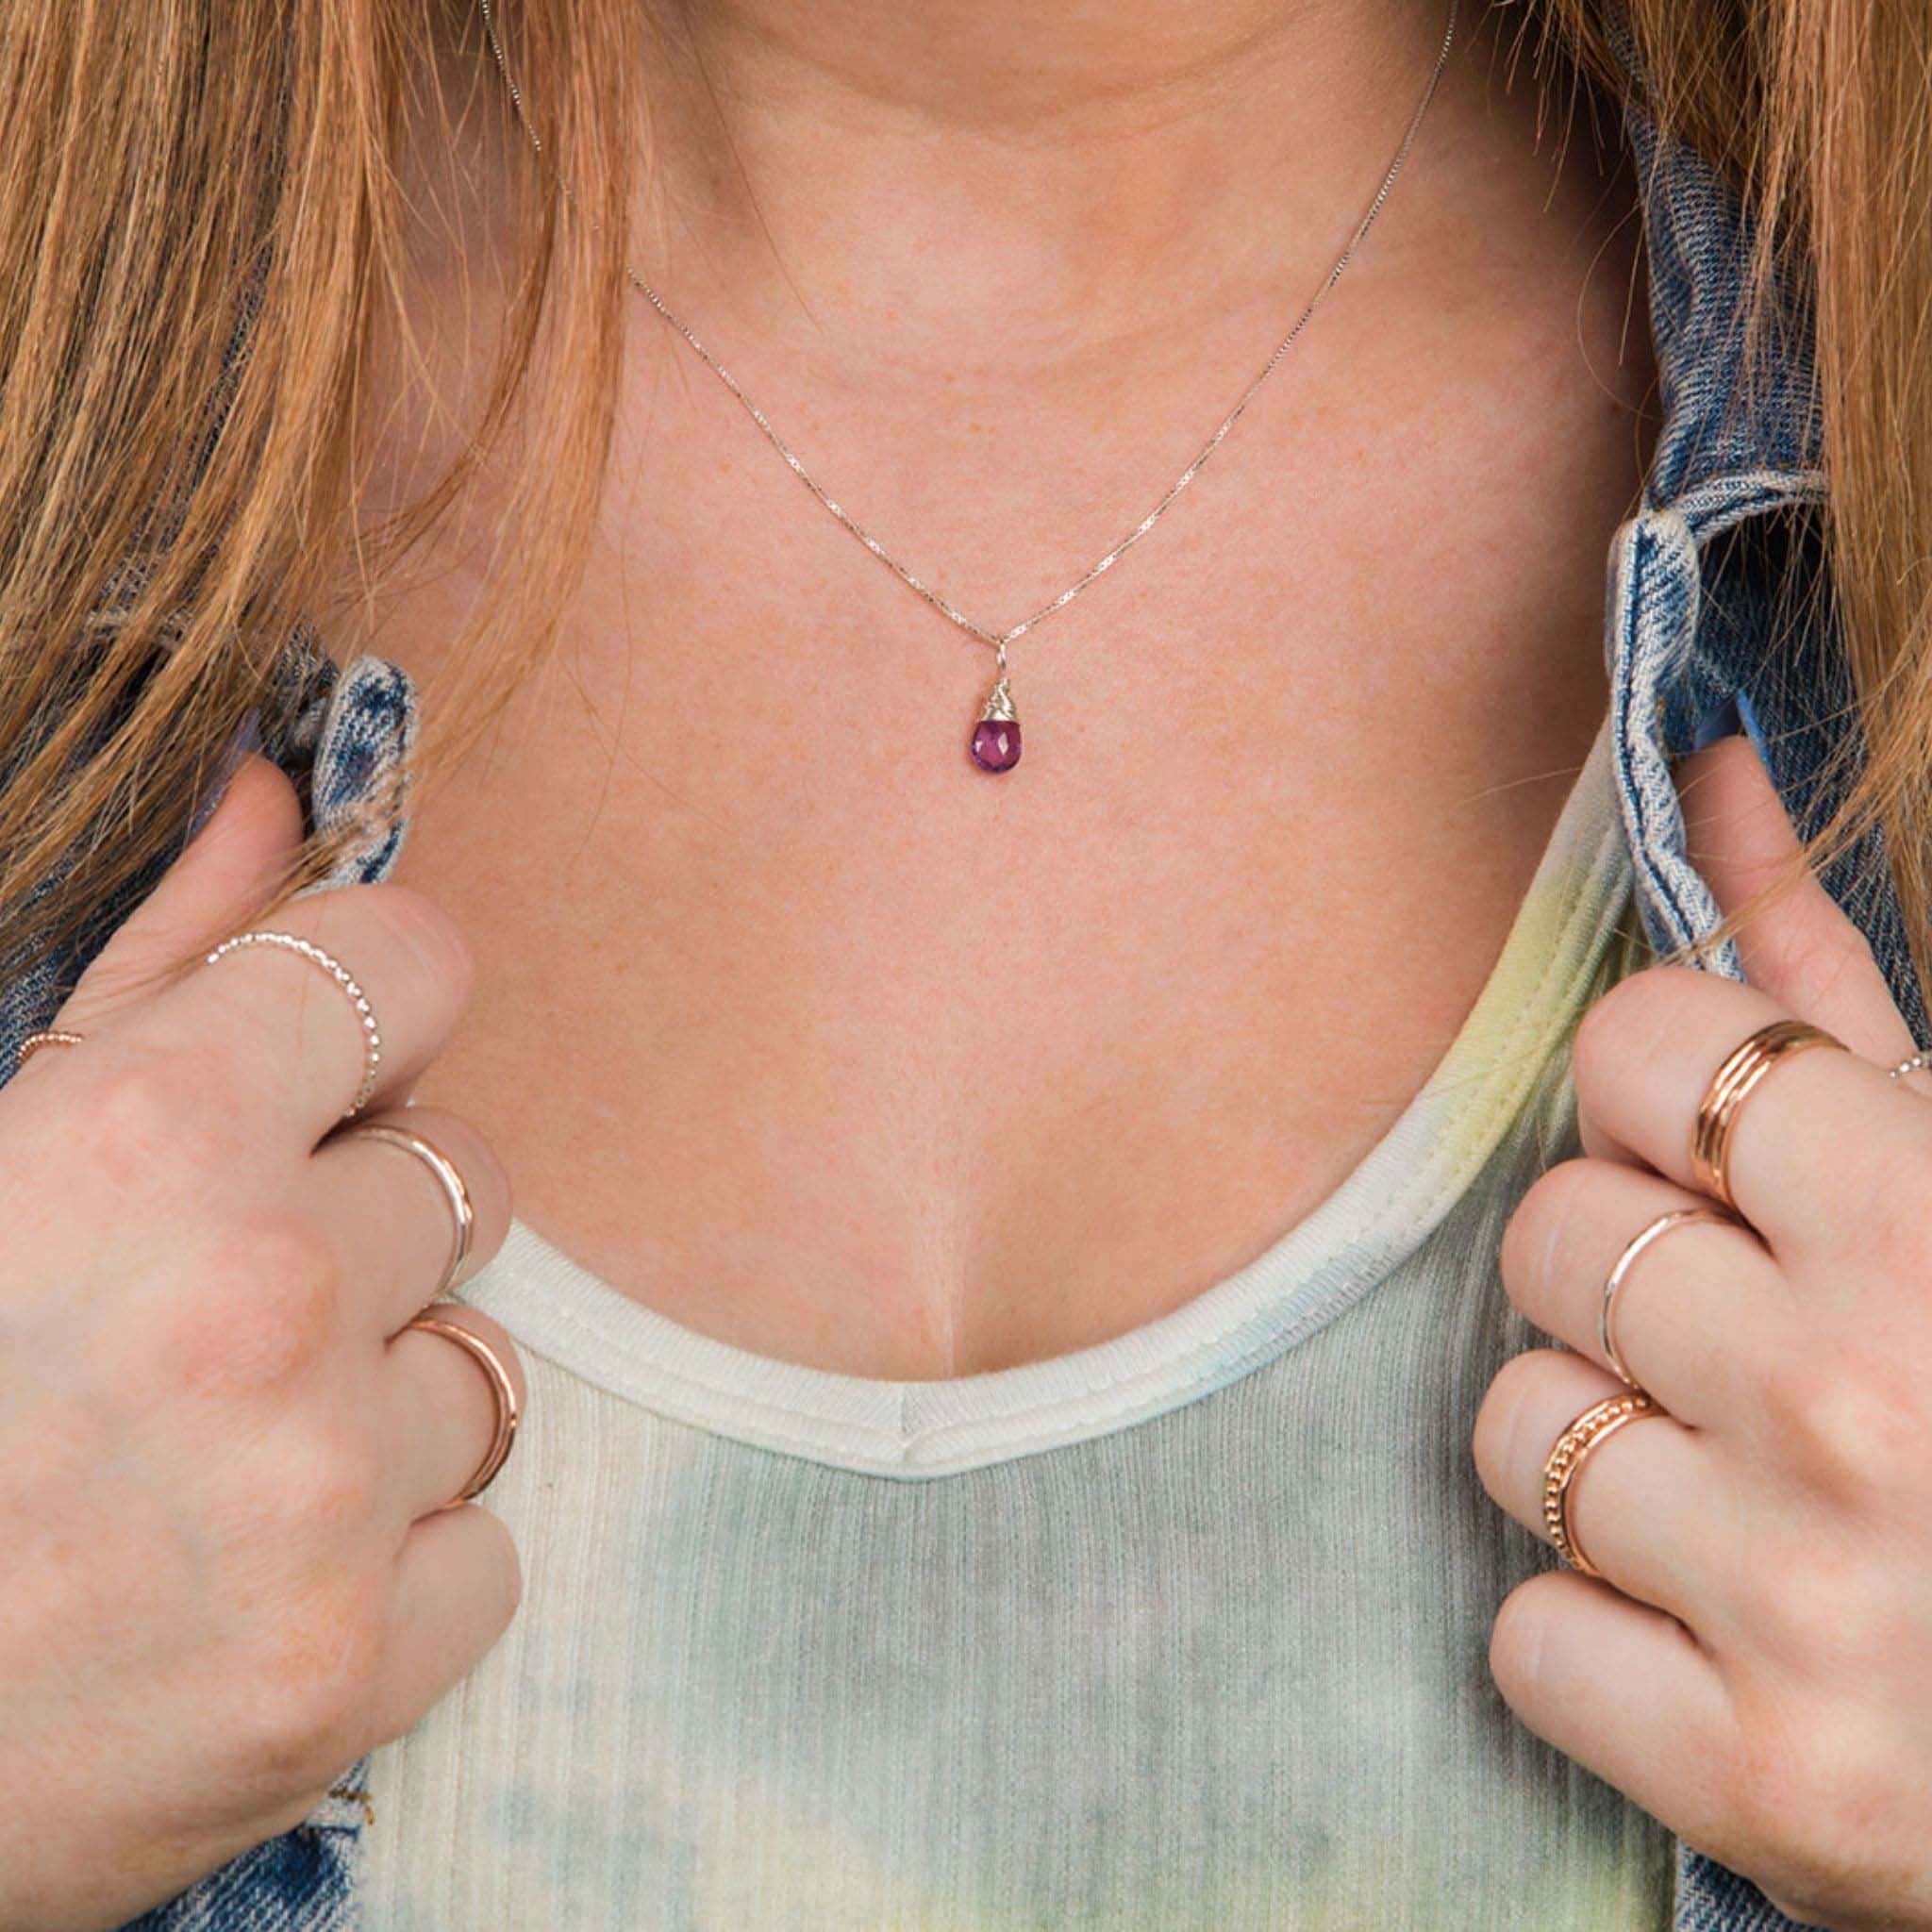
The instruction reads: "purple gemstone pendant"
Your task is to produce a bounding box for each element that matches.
[970,673,1022,773]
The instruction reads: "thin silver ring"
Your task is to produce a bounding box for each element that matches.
[1599,1208,1735,1388]
[204,930,382,1120]
[341,1123,475,1298]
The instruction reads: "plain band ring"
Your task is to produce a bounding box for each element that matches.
[402,1310,521,1507]
[1690,1018,1843,1214]
[1599,1208,1735,1388]
[1541,1390,1661,1579]
[205,930,382,1119]
[341,1124,475,1298]
[14,1028,84,1072]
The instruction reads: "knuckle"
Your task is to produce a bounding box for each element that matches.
[1570,966,1695,1099]
[471,1510,525,1638]
[1760,1343,1932,1512]
[1470,1349,1548,1493]
[232,1595,381,1787]
[1732,1538,1899,1676]
[358,885,474,1010]
[1763,914,1880,1017]
[1568,985,1624,1094]
[243,1415,383,1543]
[1487,1574,1557,1712]
[203,1467,363,1582]
[159,1214,341,1395]
[88,1049,222,1176]
[1843,1128,1932,1271]
[1499,1159,1593,1315]
[243,1217,345,1354]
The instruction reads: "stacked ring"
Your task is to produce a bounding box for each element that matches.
[1690,1018,1842,1213]
[1541,1390,1660,1578]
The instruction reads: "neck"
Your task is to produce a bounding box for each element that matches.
[633,0,1474,367]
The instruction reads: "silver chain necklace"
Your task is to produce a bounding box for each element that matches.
[477,0,1457,772]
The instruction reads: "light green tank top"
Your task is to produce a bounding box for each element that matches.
[362,710,1674,1928]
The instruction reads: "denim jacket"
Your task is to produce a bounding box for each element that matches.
[0,55,1918,1932]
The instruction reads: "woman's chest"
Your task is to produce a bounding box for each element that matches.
[378,243,1648,1374]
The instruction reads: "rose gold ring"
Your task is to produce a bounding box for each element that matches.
[13,1028,84,1073]
[1690,1018,1843,1214]
[1541,1389,1661,1579]
[402,1310,521,1507]
[1599,1207,1735,1388]
[341,1124,475,1297]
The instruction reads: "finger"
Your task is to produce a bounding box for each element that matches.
[381,1303,526,1524]
[1500,1157,1787,1426]
[1571,964,1928,1252]
[134,882,475,1141]
[1678,734,1918,1066]
[1473,1346,1724,1623]
[1575,1108,1646,1169]
[310,1106,512,1334]
[51,756,304,1035]
[364,1503,523,1747]
[1488,1568,1738,1857]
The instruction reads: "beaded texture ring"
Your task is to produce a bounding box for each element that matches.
[1690,1018,1842,1215]
[204,931,382,1119]
[13,1028,84,1073]
[1541,1390,1660,1578]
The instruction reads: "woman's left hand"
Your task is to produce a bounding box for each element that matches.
[1474,731,1932,1931]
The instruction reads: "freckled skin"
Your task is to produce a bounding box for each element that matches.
[359,0,1656,1378]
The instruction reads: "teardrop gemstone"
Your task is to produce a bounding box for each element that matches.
[971,671,1022,773]
[971,718,1022,772]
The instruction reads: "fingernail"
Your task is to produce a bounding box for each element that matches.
[1692,691,1743,750]
[1690,688,1773,770]
[1735,688,1772,767]
[185,710,265,841]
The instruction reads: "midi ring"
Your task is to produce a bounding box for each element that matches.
[13,1028,84,1073]
[1690,1018,1843,1214]
[401,1309,521,1507]
[204,930,382,1119]
[1541,1389,1661,1579]
[1599,1207,1735,1388]
[341,1123,475,1297]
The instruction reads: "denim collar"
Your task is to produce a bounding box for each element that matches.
[1625,108,1822,509]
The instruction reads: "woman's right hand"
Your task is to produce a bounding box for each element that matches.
[0,756,523,1932]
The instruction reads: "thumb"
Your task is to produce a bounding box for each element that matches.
[56,750,306,1036]
[1676,727,1917,1066]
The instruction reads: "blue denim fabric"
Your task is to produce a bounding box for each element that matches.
[117,1793,368,1932]
[0,52,1910,1932]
